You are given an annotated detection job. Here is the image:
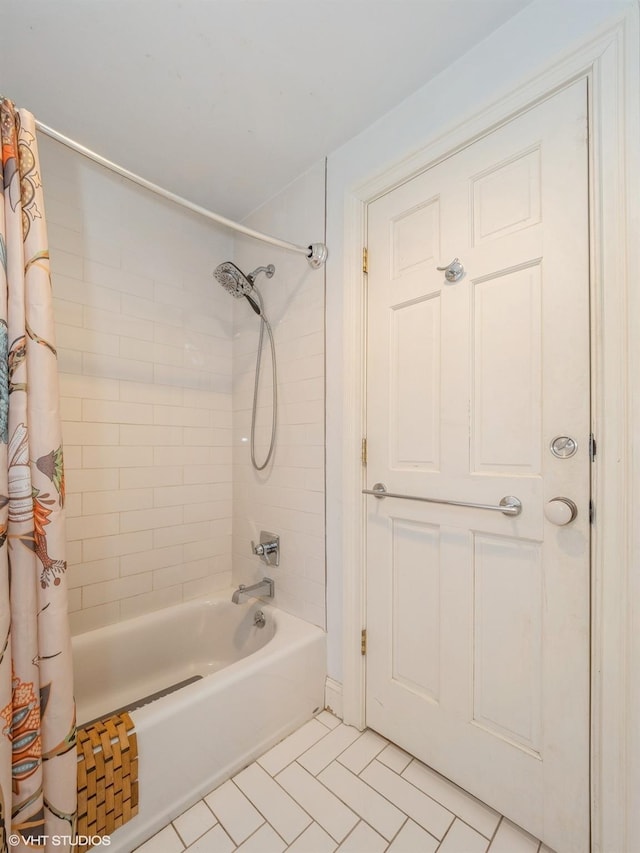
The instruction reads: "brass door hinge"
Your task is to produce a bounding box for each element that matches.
[361,437,367,466]
[361,628,367,655]
[363,247,368,274]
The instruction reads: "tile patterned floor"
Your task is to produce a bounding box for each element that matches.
[134,711,553,853]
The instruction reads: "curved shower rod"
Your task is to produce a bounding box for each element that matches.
[34,120,328,269]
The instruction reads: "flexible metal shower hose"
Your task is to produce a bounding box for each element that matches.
[250,287,277,470]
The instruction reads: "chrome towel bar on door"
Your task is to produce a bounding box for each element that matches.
[362,483,522,516]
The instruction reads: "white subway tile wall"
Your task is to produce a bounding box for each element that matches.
[40,136,235,634]
[232,162,326,628]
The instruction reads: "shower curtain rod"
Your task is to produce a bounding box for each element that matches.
[34,120,328,269]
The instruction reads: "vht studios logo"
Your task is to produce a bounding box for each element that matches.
[8,835,112,847]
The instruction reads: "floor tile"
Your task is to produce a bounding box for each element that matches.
[132,720,547,853]
[258,718,329,775]
[298,723,361,775]
[276,761,359,842]
[377,743,412,774]
[402,759,501,839]
[185,824,234,853]
[316,710,342,729]
[135,825,185,853]
[286,822,338,853]
[360,760,454,839]
[205,779,264,845]
[172,801,217,847]
[235,823,286,853]
[234,762,311,843]
[337,729,388,774]
[318,761,406,841]
[489,818,541,852]
[335,821,388,853]
[439,818,490,853]
[386,819,439,853]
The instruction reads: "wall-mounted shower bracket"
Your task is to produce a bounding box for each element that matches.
[308,243,328,269]
[252,531,280,566]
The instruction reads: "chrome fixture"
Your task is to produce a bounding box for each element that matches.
[213,261,275,315]
[550,435,578,458]
[544,497,578,526]
[436,257,465,282]
[213,261,278,471]
[254,609,266,628]
[231,577,275,604]
[308,243,329,269]
[252,531,280,567]
[363,482,522,517]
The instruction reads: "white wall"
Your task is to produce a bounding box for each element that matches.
[40,137,235,634]
[324,0,634,681]
[232,162,326,627]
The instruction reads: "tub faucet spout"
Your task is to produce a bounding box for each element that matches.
[232,577,274,604]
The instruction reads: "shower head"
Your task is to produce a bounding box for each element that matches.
[213,261,275,316]
[214,261,253,298]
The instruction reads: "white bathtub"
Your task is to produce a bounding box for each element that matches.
[72,594,326,852]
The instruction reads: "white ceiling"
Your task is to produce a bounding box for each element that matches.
[1,0,533,220]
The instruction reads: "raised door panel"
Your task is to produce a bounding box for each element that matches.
[391,517,441,703]
[471,264,542,474]
[472,533,542,757]
[389,295,441,471]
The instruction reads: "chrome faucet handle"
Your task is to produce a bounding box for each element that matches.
[253,541,277,556]
[251,531,280,566]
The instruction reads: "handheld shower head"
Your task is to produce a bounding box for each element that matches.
[213,261,276,316]
[213,261,261,314]
[213,261,253,297]
[213,259,279,472]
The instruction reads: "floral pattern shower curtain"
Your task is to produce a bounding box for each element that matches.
[0,101,76,850]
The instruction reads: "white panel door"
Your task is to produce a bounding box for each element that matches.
[365,80,590,853]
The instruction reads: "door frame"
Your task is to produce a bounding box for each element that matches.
[340,9,640,853]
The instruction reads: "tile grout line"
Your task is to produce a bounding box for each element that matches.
[346,731,501,841]
[337,737,389,778]
[434,813,458,852]
[221,776,279,846]
[172,797,219,848]
[359,756,503,848]
[261,753,359,845]
[233,751,373,849]
[229,819,277,852]
[292,756,446,846]
[324,756,455,839]
[380,815,410,850]
[256,714,338,778]
[235,726,404,849]
[486,815,504,850]
[392,756,500,841]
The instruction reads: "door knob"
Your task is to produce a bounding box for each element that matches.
[544,497,578,526]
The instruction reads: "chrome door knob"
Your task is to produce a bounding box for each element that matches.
[544,497,578,526]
